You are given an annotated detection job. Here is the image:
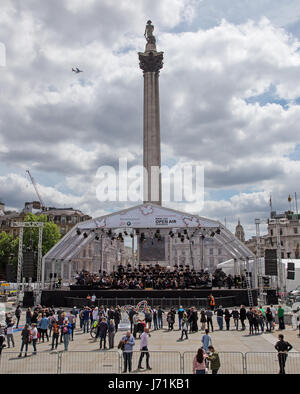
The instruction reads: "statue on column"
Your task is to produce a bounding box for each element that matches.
[144,20,156,44]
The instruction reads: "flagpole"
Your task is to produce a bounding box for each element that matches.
[295,192,298,214]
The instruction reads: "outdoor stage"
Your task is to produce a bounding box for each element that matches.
[23,288,259,308]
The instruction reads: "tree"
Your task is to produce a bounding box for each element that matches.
[0,231,18,279]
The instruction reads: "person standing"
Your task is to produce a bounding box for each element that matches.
[258,310,265,333]
[98,317,108,350]
[232,307,239,330]
[138,327,152,370]
[208,294,215,311]
[265,307,273,332]
[180,312,189,340]
[108,319,115,349]
[201,329,212,353]
[68,311,76,341]
[121,330,135,373]
[205,308,214,332]
[239,305,247,330]
[246,308,254,335]
[15,305,22,329]
[38,314,49,342]
[152,307,158,331]
[18,324,31,358]
[274,334,293,374]
[114,306,121,333]
[62,321,72,351]
[200,310,207,331]
[178,306,185,331]
[26,308,32,325]
[51,320,60,350]
[82,307,91,334]
[277,305,285,330]
[207,345,221,374]
[270,304,277,330]
[6,320,15,349]
[157,306,164,329]
[0,323,6,355]
[215,306,224,330]
[224,309,232,331]
[31,323,38,355]
[128,307,136,333]
[193,348,208,374]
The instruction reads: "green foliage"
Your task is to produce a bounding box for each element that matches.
[24,213,61,255]
[0,231,18,276]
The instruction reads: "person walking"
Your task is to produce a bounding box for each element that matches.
[108,319,115,349]
[144,308,152,331]
[206,308,214,332]
[180,312,189,340]
[31,323,38,355]
[15,305,22,329]
[277,305,285,330]
[99,317,108,350]
[193,348,208,374]
[138,327,152,371]
[275,334,293,374]
[232,307,239,330]
[18,323,31,358]
[201,329,212,353]
[207,345,221,374]
[120,330,135,373]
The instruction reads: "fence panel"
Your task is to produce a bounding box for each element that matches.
[60,350,120,374]
[183,351,244,374]
[121,351,181,374]
[0,351,59,374]
[245,352,300,374]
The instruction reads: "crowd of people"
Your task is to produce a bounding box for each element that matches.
[74,264,249,290]
[0,299,296,374]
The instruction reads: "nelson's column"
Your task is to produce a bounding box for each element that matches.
[139,21,164,205]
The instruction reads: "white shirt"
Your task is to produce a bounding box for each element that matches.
[140,332,148,350]
[31,327,38,340]
[270,307,276,318]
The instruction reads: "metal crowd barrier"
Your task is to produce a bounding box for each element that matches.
[1,351,300,374]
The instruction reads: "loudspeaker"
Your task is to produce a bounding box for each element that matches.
[23,251,35,278]
[49,273,53,279]
[266,289,278,304]
[265,249,277,276]
[54,273,57,279]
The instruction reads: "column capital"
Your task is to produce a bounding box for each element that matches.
[138,50,164,73]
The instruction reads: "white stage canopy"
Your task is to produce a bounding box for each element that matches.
[41,203,255,285]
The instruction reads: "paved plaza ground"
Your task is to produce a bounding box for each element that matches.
[1,302,300,374]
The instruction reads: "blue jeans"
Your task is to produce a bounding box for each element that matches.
[20,340,28,353]
[196,369,206,374]
[153,318,158,330]
[178,317,182,330]
[123,352,133,372]
[217,317,223,330]
[158,317,163,329]
[64,334,70,350]
[83,320,89,333]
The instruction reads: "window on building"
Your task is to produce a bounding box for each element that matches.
[218,248,222,255]
[281,252,284,259]
[61,216,66,224]
[294,227,298,234]
[270,229,273,236]
[209,248,214,255]
[280,229,283,236]
[72,216,78,224]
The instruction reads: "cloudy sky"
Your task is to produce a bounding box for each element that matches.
[1,0,300,238]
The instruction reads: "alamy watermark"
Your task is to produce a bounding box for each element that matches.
[95,158,204,207]
[0,42,6,67]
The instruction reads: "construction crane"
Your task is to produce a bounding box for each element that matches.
[26,170,46,210]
